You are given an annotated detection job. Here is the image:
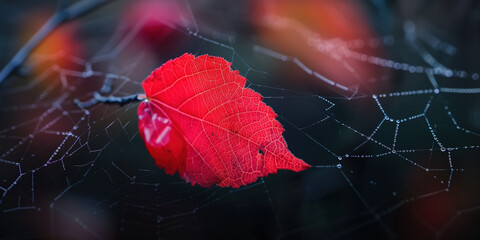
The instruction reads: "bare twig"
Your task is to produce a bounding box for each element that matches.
[74,92,144,108]
[0,0,110,84]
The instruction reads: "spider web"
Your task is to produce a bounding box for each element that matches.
[1,0,479,239]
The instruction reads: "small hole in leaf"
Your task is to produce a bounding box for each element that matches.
[258,149,264,155]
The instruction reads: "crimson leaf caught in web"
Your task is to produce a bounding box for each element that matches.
[138,53,310,188]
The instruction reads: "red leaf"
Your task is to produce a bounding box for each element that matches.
[138,53,310,188]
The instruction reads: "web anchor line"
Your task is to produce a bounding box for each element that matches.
[74,92,144,108]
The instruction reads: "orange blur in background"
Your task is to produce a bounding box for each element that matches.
[20,10,83,77]
[250,0,386,93]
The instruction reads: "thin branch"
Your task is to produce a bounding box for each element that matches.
[0,0,110,85]
[74,92,144,108]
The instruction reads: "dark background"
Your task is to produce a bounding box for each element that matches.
[0,0,479,239]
